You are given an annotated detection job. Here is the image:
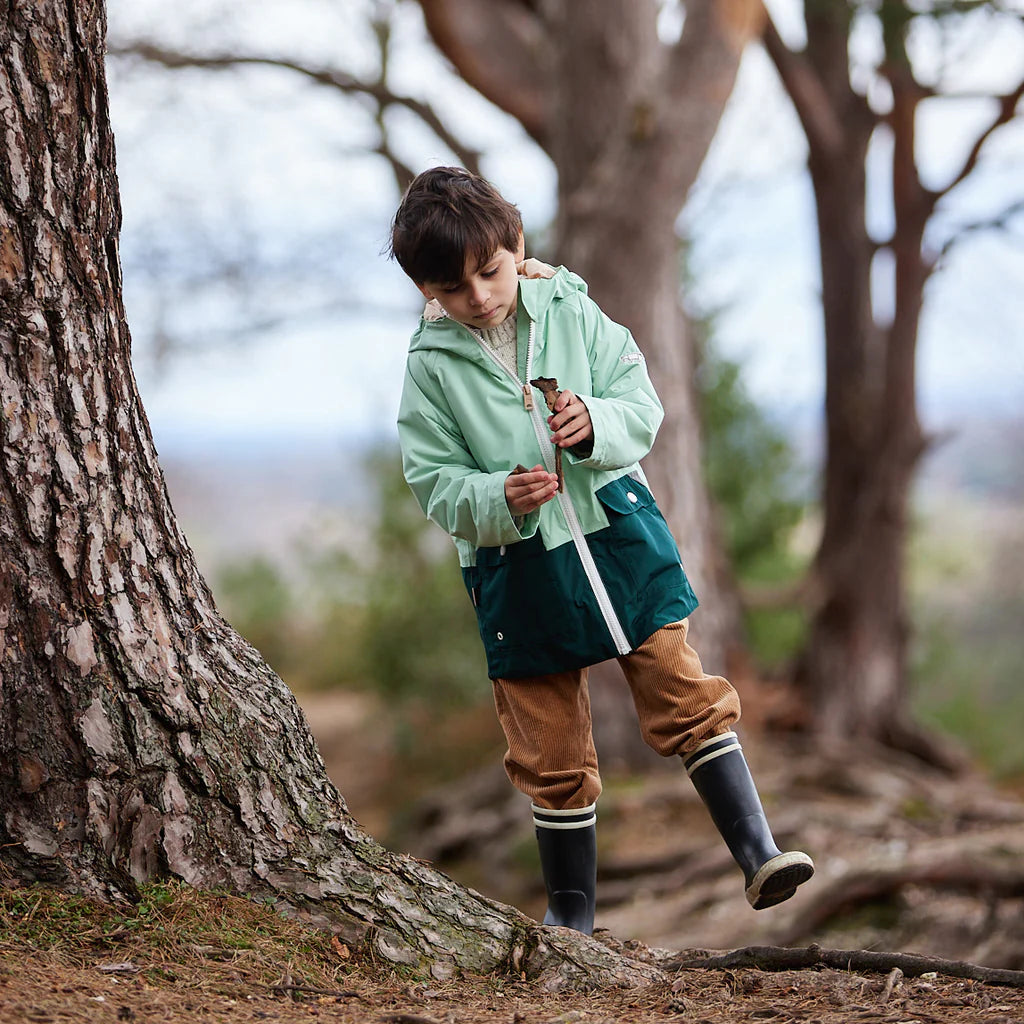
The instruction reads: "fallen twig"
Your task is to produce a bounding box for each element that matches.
[262,982,365,999]
[663,943,1024,988]
[879,966,903,1002]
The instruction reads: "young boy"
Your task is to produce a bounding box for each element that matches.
[390,166,813,935]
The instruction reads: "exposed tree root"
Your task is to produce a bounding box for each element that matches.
[777,860,1024,946]
[664,943,1024,987]
[882,714,972,776]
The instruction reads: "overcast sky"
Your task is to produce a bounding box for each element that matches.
[105,0,1024,453]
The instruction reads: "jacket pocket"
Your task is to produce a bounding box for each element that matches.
[468,533,557,660]
[595,474,657,516]
[594,475,683,591]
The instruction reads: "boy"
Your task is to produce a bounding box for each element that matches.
[390,166,813,935]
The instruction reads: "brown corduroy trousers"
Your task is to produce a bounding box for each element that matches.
[491,619,740,810]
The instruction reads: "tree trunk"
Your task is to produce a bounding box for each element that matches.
[798,63,894,739]
[780,7,961,768]
[0,0,661,987]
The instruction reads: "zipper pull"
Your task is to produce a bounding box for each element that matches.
[522,385,534,411]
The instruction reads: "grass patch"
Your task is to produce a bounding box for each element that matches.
[0,882,357,995]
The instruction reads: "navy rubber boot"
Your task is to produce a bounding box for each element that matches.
[684,732,814,909]
[533,803,597,935]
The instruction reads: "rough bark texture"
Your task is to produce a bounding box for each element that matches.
[0,0,663,987]
[762,3,1019,765]
[418,0,761,682]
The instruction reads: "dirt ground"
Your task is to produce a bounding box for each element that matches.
[7,687,1024,1023]
[3,935,1024,1024]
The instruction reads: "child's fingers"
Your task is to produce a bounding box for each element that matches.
[556,422,592,448]
[523,485,558,512]
[552,389,576,415]
[510,485,557,514]
[548,392,587,431]
[551,408,593,446]
[510,468,555,488]
[506,467,558,513]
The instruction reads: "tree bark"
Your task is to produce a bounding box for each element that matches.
[0,0,662,987]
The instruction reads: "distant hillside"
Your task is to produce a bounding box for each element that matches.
[153,413,1022,577]
[156,429,379,576]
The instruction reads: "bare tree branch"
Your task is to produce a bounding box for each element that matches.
[667,0,765,98]
[930,78,1024,201]
[109,42,482,175]
[936,196,1024,264]
[368,11,418,194]
[759,4,848,160]
[416,0,552,147]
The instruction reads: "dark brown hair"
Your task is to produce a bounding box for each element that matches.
[389,166,522,284]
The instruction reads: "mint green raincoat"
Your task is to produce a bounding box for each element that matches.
[398,267,697,679]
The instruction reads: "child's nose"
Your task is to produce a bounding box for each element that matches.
[470,282,489,305]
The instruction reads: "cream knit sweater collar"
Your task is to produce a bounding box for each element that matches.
[479,311,518,375]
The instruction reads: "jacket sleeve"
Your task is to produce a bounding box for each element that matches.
[565,291,664,471]
[398,358,540,548]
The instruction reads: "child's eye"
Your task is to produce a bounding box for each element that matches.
[482,268,499,278]
[441,283,463,294]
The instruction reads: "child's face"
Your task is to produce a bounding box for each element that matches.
[417,236,523,329]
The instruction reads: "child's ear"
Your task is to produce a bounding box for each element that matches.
[416,282,434,300]
[514,231,525,262]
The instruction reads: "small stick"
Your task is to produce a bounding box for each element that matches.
[261,983,365,1000]
[529,377,564,492]
[879,967,903,1003]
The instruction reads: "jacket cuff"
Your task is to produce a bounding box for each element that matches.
[563,393,611,468]
[480,470,540,546]
[512,509,541,540]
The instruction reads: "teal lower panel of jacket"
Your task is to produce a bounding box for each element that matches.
[462,476,698,679]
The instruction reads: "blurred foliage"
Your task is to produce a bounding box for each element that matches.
[358,448,488,711]
[216,558,296,675]
[695,327,810,668]
[697,350,806,572]
[909,503,1024,780]
[215,445,488,758]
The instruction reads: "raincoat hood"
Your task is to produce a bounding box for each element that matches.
[409,267,589,354]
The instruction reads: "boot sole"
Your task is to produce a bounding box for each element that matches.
[746,852,814,910]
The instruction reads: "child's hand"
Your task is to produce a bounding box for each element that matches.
[505,465,559,515]
[516,258,557,280]
[548,389,593,449]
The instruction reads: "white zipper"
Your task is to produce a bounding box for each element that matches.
[470,321,632,657]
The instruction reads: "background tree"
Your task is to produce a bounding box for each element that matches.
[0,0,662,987]
[761,0,1024,764]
